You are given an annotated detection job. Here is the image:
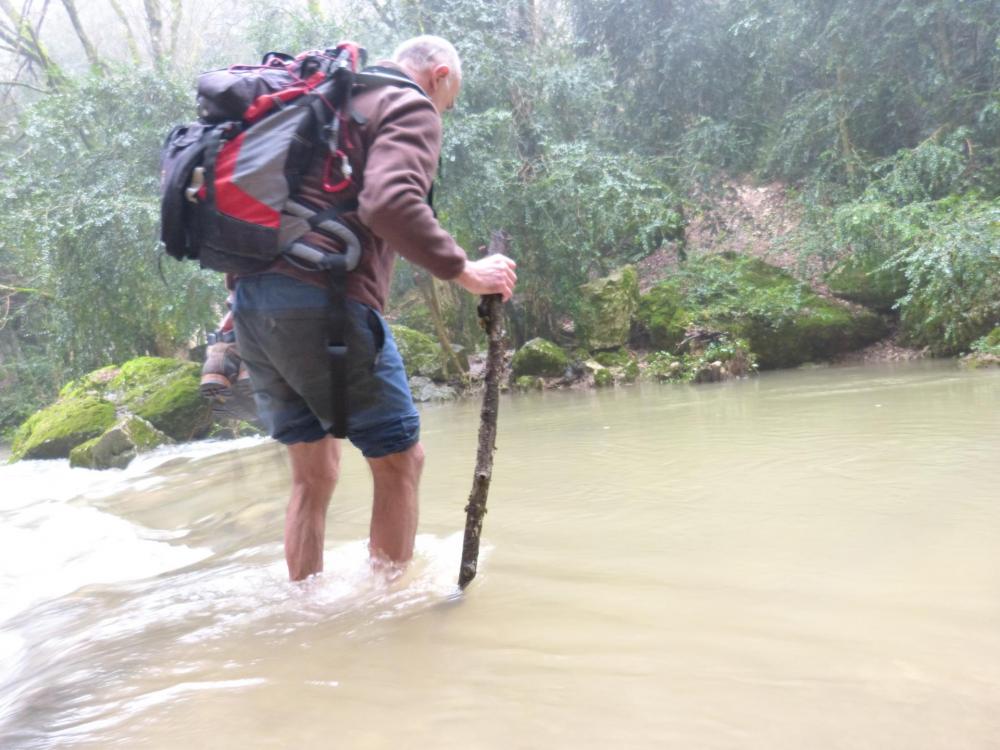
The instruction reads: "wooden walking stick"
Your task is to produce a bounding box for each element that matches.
[458,231,509,589]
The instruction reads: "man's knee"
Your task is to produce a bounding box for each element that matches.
[287,437,342,490]
[368,441,424,478]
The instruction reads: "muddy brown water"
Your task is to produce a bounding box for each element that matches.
[1,361,998,749]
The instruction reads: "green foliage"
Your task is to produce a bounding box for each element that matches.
[0,67,222,399]
[890,199,1000,354]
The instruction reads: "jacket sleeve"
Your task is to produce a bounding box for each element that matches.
[357,92,468,280]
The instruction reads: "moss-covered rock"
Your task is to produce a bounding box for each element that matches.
[10,396,116,461]
[511,338,570,378]
[391,325,446,381]
[116,358,212,441]
[58,365,120,400]
[593,349,631,368]
[576,266,640,350]
[635,279,690,351]
[825,253,908,312]
[69,416,172,470]
[650,253,888,369]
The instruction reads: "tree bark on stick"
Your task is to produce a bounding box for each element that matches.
[458,230,510,590]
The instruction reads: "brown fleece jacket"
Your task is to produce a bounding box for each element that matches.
[273,62,467,312]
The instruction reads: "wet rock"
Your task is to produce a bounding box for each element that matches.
[10,356,211,465]
[575,265,640,350]
[10,396,116,461]
[112,357,212,441]
[408,376,458,402]
[69,416,172,470]
[511,338,570,378]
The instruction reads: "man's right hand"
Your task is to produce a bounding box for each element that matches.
[455,254,518,302]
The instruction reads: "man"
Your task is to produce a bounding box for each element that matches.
[231,36,517,580]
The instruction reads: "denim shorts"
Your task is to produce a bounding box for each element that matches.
[232,273,419,457]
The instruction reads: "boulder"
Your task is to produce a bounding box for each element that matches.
[511,338,570,378]
[408,376,459,402]
[650,253,888,369]
[10,396,116,461]
[112,357,212,441]
[635,279,689,351]
[575,265,640,350]
[391,325,446,381]
[9,356,213,465]
[69,416,172,470]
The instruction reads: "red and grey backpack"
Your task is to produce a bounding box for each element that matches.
[159,42,423,275]
[160,43,425,438]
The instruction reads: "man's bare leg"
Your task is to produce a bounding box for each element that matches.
[284,436,342,580]
[367,442,425,565]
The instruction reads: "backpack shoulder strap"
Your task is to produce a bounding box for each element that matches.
[354,66,429,100]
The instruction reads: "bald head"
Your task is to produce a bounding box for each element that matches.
[392,35,462,113]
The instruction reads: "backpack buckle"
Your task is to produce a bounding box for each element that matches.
[322,150,352,192]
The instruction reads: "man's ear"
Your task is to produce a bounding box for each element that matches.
[432,63,451,83]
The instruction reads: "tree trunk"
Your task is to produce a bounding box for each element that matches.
[142,0,164,67]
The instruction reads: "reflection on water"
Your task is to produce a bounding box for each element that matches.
[1,361,998,749]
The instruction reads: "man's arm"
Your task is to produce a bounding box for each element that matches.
[358,91,467,280]
[359,90,516,300]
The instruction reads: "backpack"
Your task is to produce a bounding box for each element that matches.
[159,42,423,274]
[160,43,425,439]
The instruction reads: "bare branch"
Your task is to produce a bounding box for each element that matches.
[59,0,104,71]
[107,0,142,65]
[0,78,48,92]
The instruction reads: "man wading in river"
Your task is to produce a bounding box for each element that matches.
[232,36,517,580]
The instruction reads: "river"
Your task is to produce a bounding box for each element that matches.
[1,361,998,749]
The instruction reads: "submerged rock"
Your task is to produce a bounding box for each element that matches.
[511,338,570,378]
[69,416,172,470]
[575,265,640,350]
